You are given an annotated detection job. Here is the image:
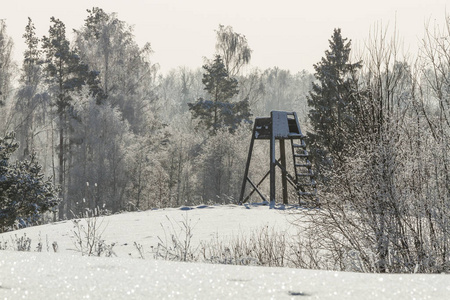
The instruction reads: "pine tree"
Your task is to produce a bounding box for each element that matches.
[14,18,44,159]
[42,17,103,218]
[307,28,362,173]
[0,132,60,231]
[22,18,41,82]
[188,55,251,134]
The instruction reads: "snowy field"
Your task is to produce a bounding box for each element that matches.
[1,204,450,299]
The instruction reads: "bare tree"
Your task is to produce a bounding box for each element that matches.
[215,24,252,77]
[0,20,17,134]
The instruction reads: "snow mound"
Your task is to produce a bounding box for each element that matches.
[1,204,449,299]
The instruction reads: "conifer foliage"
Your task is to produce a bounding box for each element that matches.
[0,133,59,231]
[41,17,104,218]
[188,55,251,134]
[307,28,362,171]
[13,18,42,159]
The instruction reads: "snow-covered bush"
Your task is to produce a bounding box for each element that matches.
[0,132,60,232]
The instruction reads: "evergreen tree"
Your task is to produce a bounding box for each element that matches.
[22,17,41,82]
[307,28,362,173]
[0,132,60,231]
[188,55,251,134]
[42,17,103,218]
[42,17,103,116]
[14,18,44,159]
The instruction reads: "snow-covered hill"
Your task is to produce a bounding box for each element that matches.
[1,204,449,299]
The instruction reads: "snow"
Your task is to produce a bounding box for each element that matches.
[1,204,450,299]
[1,204,300,258]
[271,111,290,138]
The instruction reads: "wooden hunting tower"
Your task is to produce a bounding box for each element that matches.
[239,111,317,207]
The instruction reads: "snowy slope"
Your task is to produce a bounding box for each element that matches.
[1,204,301,258]
[1,204,450,299]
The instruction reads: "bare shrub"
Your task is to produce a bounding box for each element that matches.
[0,233,31,251]
[153,215,324,269]
[71,215,116,257]
[200,225,291,267]
[154,214,199,261]
[14,233,32,251]
[134,242,145,259]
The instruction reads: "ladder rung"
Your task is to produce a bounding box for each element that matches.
[297,172,314,177]
[295,163,312,168]
[292,142,306,148]
[298,179,316,186]
[298,192,316,196]
[297,183,316,187]
[294,154,309,158]
[289,133,305,138]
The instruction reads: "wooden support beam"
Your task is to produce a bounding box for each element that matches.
[239,124,256,203]
[269,112,276,208]
[280,139,288,205]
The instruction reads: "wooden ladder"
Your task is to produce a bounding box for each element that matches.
[291,135,317,205]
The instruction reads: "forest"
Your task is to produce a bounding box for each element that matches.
[1,7,450,273]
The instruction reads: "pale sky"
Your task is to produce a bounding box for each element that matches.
[2,0,448,74]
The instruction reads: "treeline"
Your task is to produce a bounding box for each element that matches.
[0,8,313,220]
